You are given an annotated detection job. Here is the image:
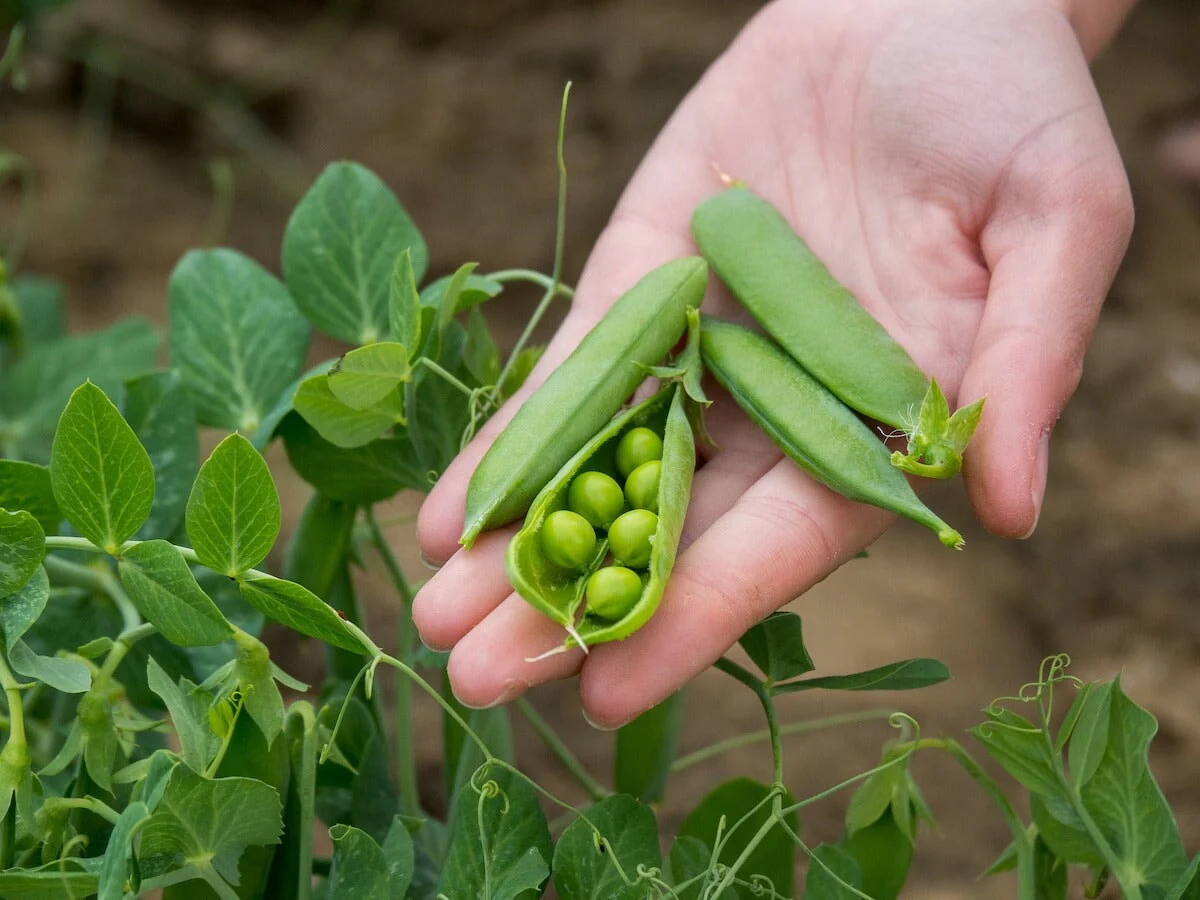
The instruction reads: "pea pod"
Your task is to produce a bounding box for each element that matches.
[691,186,982,478]
[699,316,963,549]
[460,257,707,547]
[506,383,695,650]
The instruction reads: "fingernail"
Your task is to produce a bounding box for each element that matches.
[465,681,526,710]
[581,708,626,732]
[1021,430,1051,540]
[419,550,441,572]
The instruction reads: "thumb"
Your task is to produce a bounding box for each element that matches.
[958,133,1133,539]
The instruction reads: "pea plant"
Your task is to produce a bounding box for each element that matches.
[0,79,1197,899]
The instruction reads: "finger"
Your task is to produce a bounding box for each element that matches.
[578,461,894,728]
[959,113,1133,539]
[446,595,584,709]
[411,526,516,651]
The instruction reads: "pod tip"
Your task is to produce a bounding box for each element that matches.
[939,528,965,550]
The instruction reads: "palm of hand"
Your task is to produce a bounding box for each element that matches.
[413,0,1132,727]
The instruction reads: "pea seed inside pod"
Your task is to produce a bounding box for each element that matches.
[567,471,626,529]
[615,427,664,479]
[624,460,661,513]
[608,508,658,569]
[539,510,597,571]
[585,566,643,620]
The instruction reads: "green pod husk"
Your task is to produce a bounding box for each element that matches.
[692,186,982,479]
[506,383,695,651]
[699,316,963,549]
[460,257,707,548]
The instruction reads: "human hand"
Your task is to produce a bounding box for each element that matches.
[412,0,1134,727]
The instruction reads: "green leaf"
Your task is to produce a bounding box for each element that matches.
[665,836,727,900]
[844,764,901,836]
[915,378,950,443]
[553,794,662,900]
[1165,851,1200,900]
[0,859,100,899]
[49,381,155,553]
[8,639,90,692]
[283,162,428,344]
[232,631,286,746]
[945,395,986,453]
[140,765,283,889]
[775,657,950,694]
[0,460,60,533]
[186,433,280,576]
[615,691,683,803]
[499,345,544,400]
[146,657,217,772]
[436,765,553,900]
[123,370,199,540]
[9,276,65,350]
[804,843,862,900]
[279,412,429,503]
[314,694,399,841]
[248,358,336,451]
[389,248,421,354]
[98,800,149,900]
[738,611,815,683]
[840,807,913,900]
[429,262,479,344]
[1,563,47,646]
[381,817,417,898]
[328,341,412,410]
[1067,679,1113,788]
[982,834,1023,877]
[1079,677,1187,893]
[972,707,1065,801]
[421,270,503,315]
[1033,835,1068,900]
[167,248,311,433]
[678,778,797,898]
[293,373,401,448]
[463,307,501,388]
[0,507,43,596]
[263,705,321,899]
[326,821,414,900]
[237,572,365,654]
[119,540,232,646]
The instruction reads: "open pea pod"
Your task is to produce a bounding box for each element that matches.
[506,383,695,651]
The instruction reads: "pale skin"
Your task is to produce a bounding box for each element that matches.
[414,0,1140,727]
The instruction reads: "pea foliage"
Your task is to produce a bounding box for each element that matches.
[0,71,1196,900]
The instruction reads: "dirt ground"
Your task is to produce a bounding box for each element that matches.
[4,0,1200,895]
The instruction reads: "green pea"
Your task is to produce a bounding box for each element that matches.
[624,460,661,512]
[585,566,643,620]
[539,510,597,571]
[608,509,658,569]
[699,316,963,549]
[567,471,625,529]
[461,257,707,548]
[615,427,663,479]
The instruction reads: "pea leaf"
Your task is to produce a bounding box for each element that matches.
[139,765,284,890]
[186,433,280,576]
[9,276,65,349]
[678,778,797,898]
[499,346,544,400]
[249,358,335,451]
[0,858,100,899]
[389,248,421,355]
[0,460,60,533]
[381,817,417,898]
[326,821,414,900]
[293,374,402,448]
[0,508,43,596]
[146,657,216,772]
[279,412,429,503]
[738,611,815,683]
[8,639,90,692]
[237,572,365,654]
[283,162,428,344]
[436,765,552,900]
[328,341,412,410]
[118,540,232,646]
[232,631,286,746]
[49,382,154,553]
[665,836,728,900]
[1,563,47,646]
[1033,836,1068,900]
[839,808,913,900]
[804,843,862,899]
[1067,679,1113,788]
[315,694,399,842]
[972,707,1066,801]
[167,248,311,433]
[552,794,661,900]
[1165,852,1200,900]
[615,691,683,804]
[945,395,986,453]
[464,307,501,387]
[263,705,321,899]
[1078,678,1187,893]
[123,370,199,540]
[421,270,502,315]
[98,800,149,900]
[774,658,950,694]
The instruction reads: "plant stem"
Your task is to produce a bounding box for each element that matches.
[514,697,608,802]
[364,507,420,818]
[486,268,575,299]
[670,709,899,774]
[47,796,122,825]
[42,555,140,632]
[713,657,783,786]
[98,623,156,682]
[0,653,27,749]
[377,655,492,760]
[416,357,475,399]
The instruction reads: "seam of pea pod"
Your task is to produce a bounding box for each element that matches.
[462,184,984,650]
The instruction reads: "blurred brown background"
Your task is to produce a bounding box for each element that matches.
[3,0,1200,895]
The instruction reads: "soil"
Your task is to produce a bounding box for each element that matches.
[4,1,1200,895]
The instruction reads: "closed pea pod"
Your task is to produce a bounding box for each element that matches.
[699,316,963,549]
[691,186,982,478]
[460,257,707,547]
